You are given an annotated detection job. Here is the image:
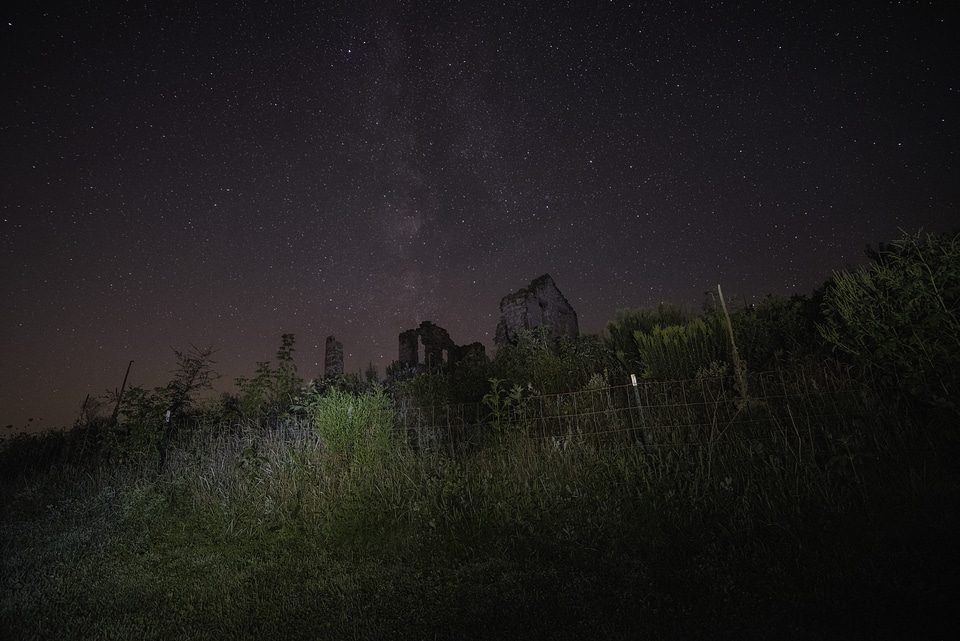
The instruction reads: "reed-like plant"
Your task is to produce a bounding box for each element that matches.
[634,316,729,380]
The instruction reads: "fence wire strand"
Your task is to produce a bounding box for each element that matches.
[394,369,901,454]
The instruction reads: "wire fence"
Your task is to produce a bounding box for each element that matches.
[0,367,907,483]
[395,367,898,453]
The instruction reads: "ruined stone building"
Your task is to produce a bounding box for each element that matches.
[323,335,344,377]
[494,274,579,346]
[398,321,484,370]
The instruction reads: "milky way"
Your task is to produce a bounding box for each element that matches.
[2,1,956,431]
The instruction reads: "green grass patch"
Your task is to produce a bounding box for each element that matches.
[2,409,958,640]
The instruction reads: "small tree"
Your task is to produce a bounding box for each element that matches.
[364,361,380,386]
[159,345,219,469]
[235,334,303,418]
[165,344,220,416]
[271,333,301,407]
[100,345,219,466]
[235,361,274,418]
[101,385,167,464]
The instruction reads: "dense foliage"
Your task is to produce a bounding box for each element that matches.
[819,230,960,415]
[233,333,303,419]
[2,229,957,639]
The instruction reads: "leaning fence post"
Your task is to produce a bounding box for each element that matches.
[631,374,648,446]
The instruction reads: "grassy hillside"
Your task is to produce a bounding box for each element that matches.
[2,374,957,640]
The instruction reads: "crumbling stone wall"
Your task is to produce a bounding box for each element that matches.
[398,328,422,370]
[324,335,344,376]
[494,274,579,346]
[398,321,484,370]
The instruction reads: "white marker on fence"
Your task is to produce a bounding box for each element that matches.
[630,374,648,446]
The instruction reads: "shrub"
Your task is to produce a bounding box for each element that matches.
[389,370,450,409]
[298,386,395,463]
[731,294,821,370]
[234,334,303,418]
[99,385,167,464]
[605,303,690,375]
[492,327,610,395]
[635,316,729,380]
[818,230,960,414]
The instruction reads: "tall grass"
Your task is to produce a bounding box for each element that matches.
[2,376,957,640]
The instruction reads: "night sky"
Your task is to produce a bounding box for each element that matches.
[2,1,957,433]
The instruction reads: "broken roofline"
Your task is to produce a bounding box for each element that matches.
[495,273,579,346]
[398,320,485,369]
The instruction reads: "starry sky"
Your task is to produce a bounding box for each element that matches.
[2,0,957,433]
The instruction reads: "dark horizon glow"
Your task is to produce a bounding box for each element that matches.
[2,1,957,433]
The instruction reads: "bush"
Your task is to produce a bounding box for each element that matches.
[731,294,823,370]
[298,386,395,462]
[492,327,611,395]
[634,316,729,380]
[605,304,690,375]
[234,334,303,419]
[818,230,960,414]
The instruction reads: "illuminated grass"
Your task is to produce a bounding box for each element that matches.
[1,410,958,640]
